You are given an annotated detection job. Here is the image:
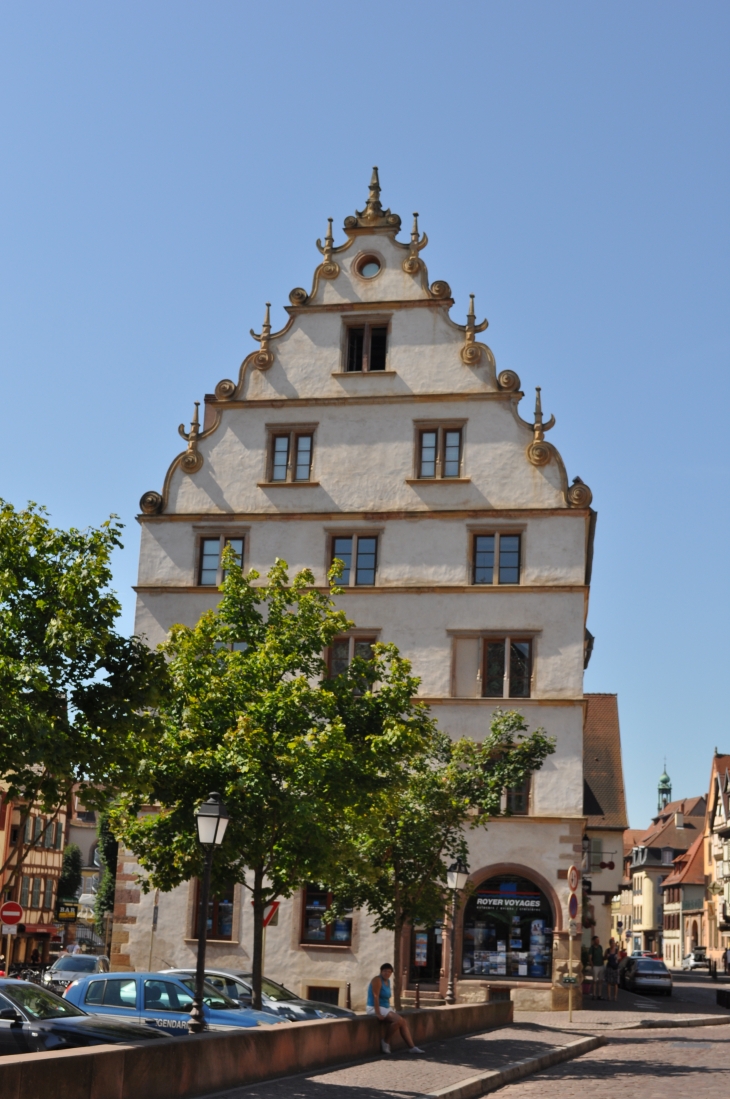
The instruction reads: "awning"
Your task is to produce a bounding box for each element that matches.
[19,924,54,935]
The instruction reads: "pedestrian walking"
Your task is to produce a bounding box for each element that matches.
[604,942,619,1001]
[366,964,424,1055]
[724,946,730,975]
[590,936,605,1000]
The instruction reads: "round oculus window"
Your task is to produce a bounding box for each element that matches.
[357,256,381,279]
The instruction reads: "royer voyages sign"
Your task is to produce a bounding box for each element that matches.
[476,890,542,910]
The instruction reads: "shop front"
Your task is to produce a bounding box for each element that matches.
[461,873,554,981]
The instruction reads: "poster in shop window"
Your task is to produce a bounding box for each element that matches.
[414,931,428,966]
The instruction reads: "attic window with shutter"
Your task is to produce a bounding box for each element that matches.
[342,319,390,372]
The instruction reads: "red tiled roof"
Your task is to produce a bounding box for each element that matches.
[662,833,705,887]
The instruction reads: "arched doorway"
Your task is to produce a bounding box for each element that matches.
[461,872,555,980]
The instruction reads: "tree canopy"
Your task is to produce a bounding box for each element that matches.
[111,554,435,1007]
[0,500,166,888]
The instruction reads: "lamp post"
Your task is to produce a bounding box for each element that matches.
[188,792,229,1034]
[445,858,469,1005]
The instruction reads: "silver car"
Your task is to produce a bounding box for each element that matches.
[681,951,709,971]
[623,957,673,995]
[162,968,354,1020]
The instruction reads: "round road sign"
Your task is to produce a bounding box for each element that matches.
[568,893,579,919]
[0,901,23,926]
[567,865,580,893]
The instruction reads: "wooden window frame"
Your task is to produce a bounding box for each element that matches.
[449,632,537,699]
[193,879,235,942]
[470,532,523,585]
[261,423,318,485]
[300,884,353,947]
[410,420,467,481]
[327,633,380,677]
[502,773,531,815]
[329,532,380,587]
[43,878,54,910]
[30,877,42,909]
[340,316,391,374]
[197,533,247,587]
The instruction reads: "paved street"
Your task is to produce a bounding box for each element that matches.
[206,973,730,1099]
[500,1025,730,1099]
[208,1024,580,1098]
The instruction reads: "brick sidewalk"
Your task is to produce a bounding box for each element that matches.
[499,1024,730,1099]
[206,1024,580,1098]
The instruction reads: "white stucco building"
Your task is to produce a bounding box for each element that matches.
[113,171,616,1011]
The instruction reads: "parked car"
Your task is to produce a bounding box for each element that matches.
[681,950,709,971]
[0,979,166,1056]
[163,968,355,1021]
[620,957,673,995]
[41,954,110,993]
[63,971,281,1033]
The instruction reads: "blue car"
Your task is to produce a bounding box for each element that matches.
[63,971,279,1034]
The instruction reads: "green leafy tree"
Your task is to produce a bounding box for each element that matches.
[328,710,555,1007]
[112,555,434,1009]
[94,813,118,936]
[58,844,83,901]
[0,500,166,890]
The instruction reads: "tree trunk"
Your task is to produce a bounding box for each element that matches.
[251,867,265,1010]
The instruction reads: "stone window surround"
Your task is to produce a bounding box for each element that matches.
[335,311,393,375]
[260,422,319,486]
[193,525,250,587]
[409,418,468,483]
[448,629,541,701]
[324,526,384,587]
[465,523,527,586]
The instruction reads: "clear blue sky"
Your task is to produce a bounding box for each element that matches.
[1,2,727,828]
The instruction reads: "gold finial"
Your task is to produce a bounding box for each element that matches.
[316,218,340,279]
[531,386,555,442]
[249,303,275,370]
[460,293,488,364]
[346,166,401,231]
[403,211,429,274]
[178,401,204,474]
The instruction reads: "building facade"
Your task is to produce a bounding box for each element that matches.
[660,834,704,969]
[626,786,705,955]
[0,793,67,966]
[115,171,613,1010]
[702,753,730,968]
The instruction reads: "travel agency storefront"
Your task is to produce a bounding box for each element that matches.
[442,863,572,1012]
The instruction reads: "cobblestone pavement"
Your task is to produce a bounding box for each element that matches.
[499,1024,730,1099]
[207,1024,578,1098]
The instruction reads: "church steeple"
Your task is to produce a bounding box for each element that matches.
[658,762,672,811]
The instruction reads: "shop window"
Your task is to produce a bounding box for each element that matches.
[194,882,235,941]
[301,885,352,946]
[461,874,554,981]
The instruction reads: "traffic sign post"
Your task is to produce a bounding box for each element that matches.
[0,902,23,975]
[566,866,579,1023]
[0,902,23,926]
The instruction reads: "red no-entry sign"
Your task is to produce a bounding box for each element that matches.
[0,901,23,926]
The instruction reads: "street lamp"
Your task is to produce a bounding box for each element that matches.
[445,858,469,1005]
[188,792,229,1034]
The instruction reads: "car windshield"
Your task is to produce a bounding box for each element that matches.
[51,956,99,973]
[5,984,86,1020]
[179,978,241,1011]
[636,960,669,973]
[259,978,298,1002]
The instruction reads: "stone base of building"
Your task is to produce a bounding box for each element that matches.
[456,979,568,1011]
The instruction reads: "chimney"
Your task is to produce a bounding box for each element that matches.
[675,811,684,829]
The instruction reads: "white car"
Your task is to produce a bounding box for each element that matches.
[681,951,709,971]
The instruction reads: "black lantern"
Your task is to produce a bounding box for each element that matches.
[445,858,469,1005]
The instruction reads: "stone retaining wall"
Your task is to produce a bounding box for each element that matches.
[3,999,513,1099]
